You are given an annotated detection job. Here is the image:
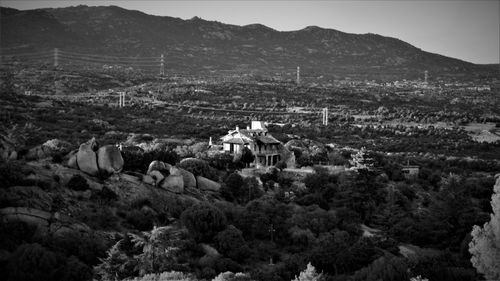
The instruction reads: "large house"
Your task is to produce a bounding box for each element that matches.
[221,121,281,166]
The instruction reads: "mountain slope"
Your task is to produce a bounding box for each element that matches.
[1,5,496,80]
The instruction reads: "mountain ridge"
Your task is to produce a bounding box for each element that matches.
[1,5,497,80]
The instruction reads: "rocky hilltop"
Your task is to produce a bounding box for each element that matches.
[1,5,497,80]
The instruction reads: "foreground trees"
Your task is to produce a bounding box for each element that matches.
[469,177,500,280]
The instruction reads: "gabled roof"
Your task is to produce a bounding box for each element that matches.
[224,138,247,144]
[255,135,280,144]
[221,129,280,145]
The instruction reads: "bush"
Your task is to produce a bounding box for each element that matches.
[44,231,108,266]
[91,186,118,203]
[181,202,227,242]
[213,271,253,281]
[76,205,119,230]
[67,174,89,191]
[0,221,37,251]
[122,149,179,174]
[178,158,218,182]
[128,271,198,281]
[125,209,156,231]
[60,256,93,281]
[216,225,250,262]
[7,243,60,281]
[0,161,33,188]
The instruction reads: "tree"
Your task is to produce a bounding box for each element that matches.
[181,203,227,242]
[239,147,255,168]
[94,239,137,280]
[469,177,500,280]
[222,173,245,203]
[129,271,198,281]
[212,272,252,281]
[352,254,409,281]
[215,225,250,262]
[242,176,263,204]
[349,147,375,170]
[129,226,184,276]
[292,263,323,281]
[61,256,93,281]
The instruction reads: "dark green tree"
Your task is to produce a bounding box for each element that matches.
[181,202,227,242]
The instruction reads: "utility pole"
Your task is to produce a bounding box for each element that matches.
[296,66,300,85]
[322,107,328,125]
[118,92,126,108]
[269,223,275,265]
[160,54,165,76]
[54,48,59,67]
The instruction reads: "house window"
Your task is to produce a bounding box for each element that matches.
[230,144,234,153]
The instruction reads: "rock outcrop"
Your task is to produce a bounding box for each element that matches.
[196,176,221,192]
[97,145,124,174]
[179,168,197,189]
[67,150,79,169]
[0,207,90,237]
[147,160,170,175]
[0,186,53,211]
[68,138,125,176]
[76,137,99,176]
[161,174,184,193]
[148,170,165,186]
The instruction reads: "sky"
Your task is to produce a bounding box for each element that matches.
[1,0,499,64]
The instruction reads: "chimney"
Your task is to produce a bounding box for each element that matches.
[246,125,250,130]
[236,125,239,131]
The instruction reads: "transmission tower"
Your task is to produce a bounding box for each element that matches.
[160,54,165,76]
[54,48,59,67]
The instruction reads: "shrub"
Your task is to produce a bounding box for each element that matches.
[178,158,218,181]
[216,225,250,262]
[181,202,227,242]
[131,197,152,209]
[60,255,93,281]
[0,221,37,251]
[7,243,60,281]
[91,186,118,203]
[213,271,253,281]
[0,161,32,188]
[67,174,89,191]
[128,271,198,281]
[44,231,108,266]
[125,209,156,231]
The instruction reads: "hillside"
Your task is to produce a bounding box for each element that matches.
[1,5,497,80]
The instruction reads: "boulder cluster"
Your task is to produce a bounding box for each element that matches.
[144,160,220,194]
[67,137,124,176]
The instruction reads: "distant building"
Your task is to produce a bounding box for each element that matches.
[401,164,419,179]
[221,121,281,166]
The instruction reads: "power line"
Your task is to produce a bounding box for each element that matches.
[58,55,160,65]
[0,51,53,57]
[58,50,160,60]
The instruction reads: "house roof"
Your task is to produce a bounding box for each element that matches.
[224,138,247,144]
[255,135,280,144]
[221,128,280,145]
